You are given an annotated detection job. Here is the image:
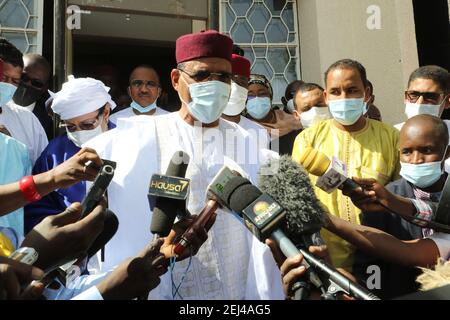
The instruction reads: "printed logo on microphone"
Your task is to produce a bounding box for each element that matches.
[148,174,190,200]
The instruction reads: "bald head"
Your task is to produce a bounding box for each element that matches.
[23,53,51,83]
[402,114,448,148]
[400,114,449,165]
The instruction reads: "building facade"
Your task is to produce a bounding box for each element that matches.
[1,0,448,124]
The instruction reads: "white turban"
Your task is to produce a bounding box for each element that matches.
[51,75,117,120]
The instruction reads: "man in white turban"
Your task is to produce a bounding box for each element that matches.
[24,76,116,234]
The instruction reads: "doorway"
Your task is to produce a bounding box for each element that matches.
[73,36,180,113]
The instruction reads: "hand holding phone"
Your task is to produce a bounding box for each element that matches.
[81,159,116,218]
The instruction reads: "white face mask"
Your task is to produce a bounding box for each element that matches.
[66,118,104,148]
[405,102,442,119]
[300,107,332,128]
[223,82,248,116]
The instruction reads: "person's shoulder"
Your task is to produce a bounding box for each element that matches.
[385,177,408,193]
[5,101,35,117]
[299,119,331,136]
[368,119,399,136]
[0,132,28,153]
[111,107,132,118]
[240,116,266,131]
[220,117,241,130]
[155,107,170,115]
[5,102,43,125]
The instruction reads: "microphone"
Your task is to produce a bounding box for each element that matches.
[220,164,325,299]
[299,248,380,300]
[41,210,119,288]
[174,166,238,255]
[296,147,360,193]
[298,148,450,233]
[149,151,190,238]
[87,209,119,259]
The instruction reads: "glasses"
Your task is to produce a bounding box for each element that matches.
[21,73,45,89]
[178,68,232,83]
[248,93,271,100]
[130,80,160,89]
[61,112,102,132]
[405,90,446,104]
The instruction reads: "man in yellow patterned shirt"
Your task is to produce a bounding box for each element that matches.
[292,59,400,271]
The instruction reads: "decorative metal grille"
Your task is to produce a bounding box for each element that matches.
[220,0,300,105]
[0,0,43,53]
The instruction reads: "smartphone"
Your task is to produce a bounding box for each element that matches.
[9,247,38,265]
[81,159,116,218]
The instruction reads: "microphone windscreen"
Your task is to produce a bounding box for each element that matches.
[221,176,252,208]
[88,209,119,258]
[228,183,262,214]
[165,151,190,177]
[259,155,326,242]
[296,147,330,177]
[150,151,190,236]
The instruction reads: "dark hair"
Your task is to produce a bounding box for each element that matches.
[293,83,325,108]
[283,80,305,102]
[129,64,160,84]
[324,59,368,88]
[408,65,450,94]
[0,38,23,68]
[23,53,51,82]
[367,80,373,94]
[233,44,245,57]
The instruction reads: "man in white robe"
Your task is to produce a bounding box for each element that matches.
[85,30,283,300]
[0,38,48,164]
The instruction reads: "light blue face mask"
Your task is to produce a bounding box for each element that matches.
[328,98,366,126]
[181,78,231,124]
[246,97,271,120]
[400,161,444,188]
[131,100,157,113]
[0,82,17,106]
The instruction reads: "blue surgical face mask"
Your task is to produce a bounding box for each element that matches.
[0,82,18,106]
[400,161,444,188]
[328,98,366,126]
[131,100,157,113]
[180,77,231,124]
[400,146,448,188]
[246,97,271,120]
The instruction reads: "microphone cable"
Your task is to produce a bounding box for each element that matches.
[170,244,193,300]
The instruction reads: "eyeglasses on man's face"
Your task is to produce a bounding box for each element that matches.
[405,90,447,105]
[130,80,160,90]
[62,112,102,132]
[178,68,232,84]
[21,73,46,89]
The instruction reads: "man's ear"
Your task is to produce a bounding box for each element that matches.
[364,86,371,103]
[104,104,111,120]
[444,94,450,110]
[445,146,450,160]
[292,110,300,121]
[171,69,180,92]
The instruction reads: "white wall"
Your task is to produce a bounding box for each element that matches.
[297,0,419,125]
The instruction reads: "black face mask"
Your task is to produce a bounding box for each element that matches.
[13,83,43,107]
